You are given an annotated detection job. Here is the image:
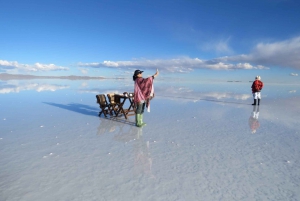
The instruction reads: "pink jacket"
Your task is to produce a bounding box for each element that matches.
[134,77,154,108]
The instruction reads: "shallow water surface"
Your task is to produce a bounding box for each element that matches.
[1,79,300,201]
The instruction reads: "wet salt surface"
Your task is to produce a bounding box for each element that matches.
[0,79,300,200]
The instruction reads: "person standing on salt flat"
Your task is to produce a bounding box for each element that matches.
[251,75,264,105]
[133,69,159,127]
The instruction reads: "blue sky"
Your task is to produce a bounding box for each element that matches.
[1,0,300,82]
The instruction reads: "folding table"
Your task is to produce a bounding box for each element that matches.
[114,92,135,119]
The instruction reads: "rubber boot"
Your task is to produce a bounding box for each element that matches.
[136,114,146,127]
[140,114,147,126]
[136,114,143,127]
[136,114,141,127]
[252,99,256,105]
[258,99,260,105]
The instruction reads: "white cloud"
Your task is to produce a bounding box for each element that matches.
[0,60,18,71]
[0,60,69,72]
[220,36,300,69]
[201,38,233,54]
[78,57,267,73]
[290,73,298,76]
[81,36,300,72]
[3,36,299,74]
[215,40,232,53]
[79,68,89,74]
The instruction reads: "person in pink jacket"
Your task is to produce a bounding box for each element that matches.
[251,76,264,105]
[133,69,159,127]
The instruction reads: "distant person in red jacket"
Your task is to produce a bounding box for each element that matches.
[251,76,264,105]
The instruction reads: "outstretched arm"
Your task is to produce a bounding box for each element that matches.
[152,69,159,78]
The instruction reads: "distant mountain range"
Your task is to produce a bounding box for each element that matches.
[0,73,124,80]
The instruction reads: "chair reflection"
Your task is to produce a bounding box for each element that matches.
[249,105,260,134]
[96,118,118,135]
[96,115,135,136]
[97,118,154,177]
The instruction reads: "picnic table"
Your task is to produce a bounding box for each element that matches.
[97,92,136,119]
[114,92,135,119]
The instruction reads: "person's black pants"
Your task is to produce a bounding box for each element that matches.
[136,102,145,114]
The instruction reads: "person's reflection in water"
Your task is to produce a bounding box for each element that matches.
[114,127,154,178]
[249,105,260,134]
[133,128,153,177]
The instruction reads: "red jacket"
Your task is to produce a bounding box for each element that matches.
[251,80,264,93]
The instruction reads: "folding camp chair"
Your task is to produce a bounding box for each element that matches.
[96,94,110,117]
[107,93,119,116]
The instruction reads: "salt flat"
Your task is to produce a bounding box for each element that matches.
[1,79,299,201]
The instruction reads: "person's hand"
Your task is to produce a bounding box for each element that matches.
[154,69,159,77]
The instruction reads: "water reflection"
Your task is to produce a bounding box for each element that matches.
[156,86,252,102]
[0,80,253,103]
[0,81,69,93]
[97,118,153,177]
[249,105,260,134]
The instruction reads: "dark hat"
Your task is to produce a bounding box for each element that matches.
[134,70,143,76]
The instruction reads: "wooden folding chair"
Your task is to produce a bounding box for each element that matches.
[96,94,110,117]
[107,93,119,116]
